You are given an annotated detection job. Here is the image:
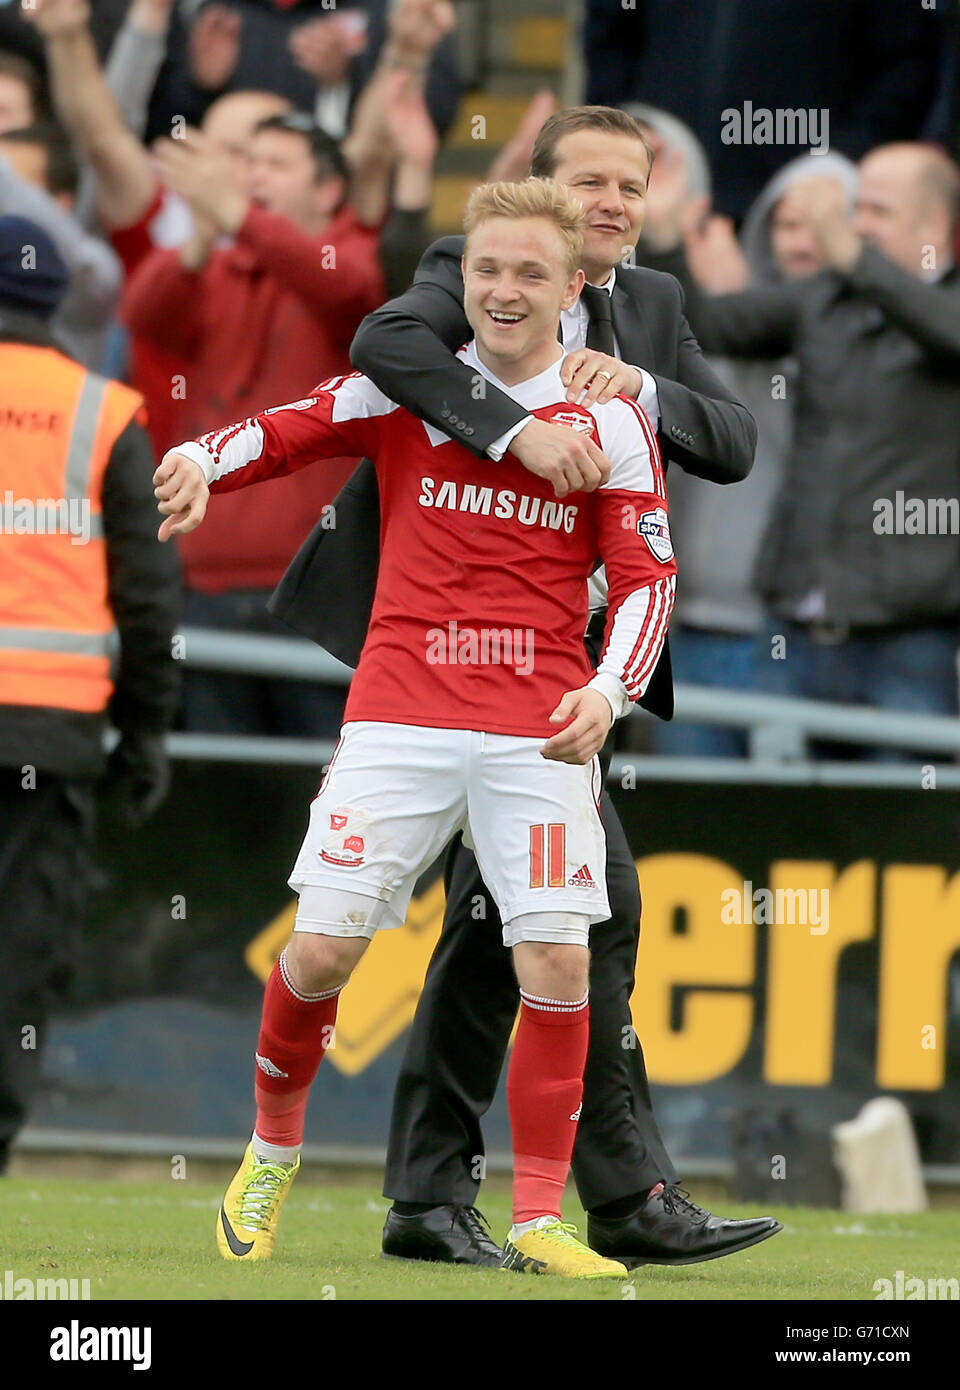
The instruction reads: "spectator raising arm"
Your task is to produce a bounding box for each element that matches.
[288,10,370,97]
[486,91,557,183]
[121,130,228,358]
[677,172,960,365]
[105,0,176,139]
[674,244,802,361]
[386,68,439,217]
[27,0,158,230]
[789,175,960,362]
[342,0,454,229]
[377,69,440,296]
[146,128,383,327]
[354,0,462,141]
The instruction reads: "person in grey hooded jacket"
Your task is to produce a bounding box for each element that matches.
[630,104,858,755]
[668,141,960,744]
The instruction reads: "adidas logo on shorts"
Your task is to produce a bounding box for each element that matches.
[568,864,595,887]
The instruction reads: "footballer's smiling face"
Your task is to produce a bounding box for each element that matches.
[462,216,584,384]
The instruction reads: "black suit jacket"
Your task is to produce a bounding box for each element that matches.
[269,237,757,720]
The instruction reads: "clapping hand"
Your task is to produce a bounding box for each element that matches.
[388,0,456,60]
[153,128,247,234]
[24,0,91,37]
[486,90,557,183]
[383,66,438,170]
[783,176,861,272]
[289,13,369,86]
[641,133,709,253]
[683,212,750,293]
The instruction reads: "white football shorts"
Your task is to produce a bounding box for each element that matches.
[288,721,609,945]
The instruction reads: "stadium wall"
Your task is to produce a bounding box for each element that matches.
[23,760,960,1172]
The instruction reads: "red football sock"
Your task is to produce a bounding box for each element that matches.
[253,948,341,1148]
[507,989,590,1223]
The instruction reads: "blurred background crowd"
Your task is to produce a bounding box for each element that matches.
[2,0,959,757]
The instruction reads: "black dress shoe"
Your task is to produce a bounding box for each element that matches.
[588,1185,783,1269]
[381,1205,504,1267]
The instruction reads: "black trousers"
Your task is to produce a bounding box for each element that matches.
[383,789,678,1212]
[0,771,95,1170]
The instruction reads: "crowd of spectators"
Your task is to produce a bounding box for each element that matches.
[622,90,960,756]
[2,0,464,737]
[2,0,959,758]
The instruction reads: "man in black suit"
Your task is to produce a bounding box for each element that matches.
[272,106,781,1268]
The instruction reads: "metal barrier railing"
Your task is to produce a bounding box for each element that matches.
[170,627,960,787]
[63,626,958,1175]
[175,627,352,682]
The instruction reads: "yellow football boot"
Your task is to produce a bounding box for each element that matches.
[501,1217,629,1278]
[217,1143,301,1261]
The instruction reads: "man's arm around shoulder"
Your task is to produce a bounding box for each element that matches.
[352,236,611,497]
[351,234,529,455]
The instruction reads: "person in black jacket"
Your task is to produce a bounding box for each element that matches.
[674,143,960,743]
[0,217,182,1174]
[272,106,781,1268]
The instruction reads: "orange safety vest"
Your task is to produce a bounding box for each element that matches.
[0,344,144,714]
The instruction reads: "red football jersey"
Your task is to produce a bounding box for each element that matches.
[177,344,677,738]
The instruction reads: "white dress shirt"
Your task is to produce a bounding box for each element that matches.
[486,266,661,459]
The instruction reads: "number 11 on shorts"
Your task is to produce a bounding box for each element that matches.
[529,823,566,888]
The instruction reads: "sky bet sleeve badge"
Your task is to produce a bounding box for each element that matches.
[637,506,674,562]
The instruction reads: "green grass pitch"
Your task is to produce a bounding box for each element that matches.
[3,1174,959,1300]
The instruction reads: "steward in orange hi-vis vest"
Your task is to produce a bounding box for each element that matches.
[0,304,182,784]
[0,213,182,1172]
[0,345,142,714]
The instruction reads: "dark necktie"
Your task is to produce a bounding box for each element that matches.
[580,283,616,355]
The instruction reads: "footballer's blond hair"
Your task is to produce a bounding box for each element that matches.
[462,179,585,277]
